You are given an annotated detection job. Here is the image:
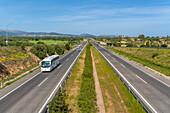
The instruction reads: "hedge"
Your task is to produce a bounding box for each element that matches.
[78,41,97,113]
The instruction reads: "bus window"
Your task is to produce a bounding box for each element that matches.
[41,61,51,68]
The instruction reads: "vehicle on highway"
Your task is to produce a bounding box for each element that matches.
[77,44,81,52]
[41,55,60,72]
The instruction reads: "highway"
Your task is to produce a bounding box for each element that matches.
[0,42,86,113]
[92,41,170,113]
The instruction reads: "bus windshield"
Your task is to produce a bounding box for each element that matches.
[41,61,51,68]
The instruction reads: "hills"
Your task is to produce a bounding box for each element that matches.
[0,29,77,37]
[0,29,120,37]
[0,29,98,37]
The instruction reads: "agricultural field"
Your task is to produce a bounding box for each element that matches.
[106,47,170,76]
[91,46,146,113]
[29,40,68,45]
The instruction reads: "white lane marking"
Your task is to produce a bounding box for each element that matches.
[58,65,62,69]
[93,44,157,113]
[38,42,87,113]
[102,47,170,88]
[71,54,73,56]
[38,78,48,87]
[112,57,116,60]
[59,47,77,60]
[0,47,78,100]
[120,63,126,68]
[136,75,147,84]
[66,58,69,61]
[0,72,41,100]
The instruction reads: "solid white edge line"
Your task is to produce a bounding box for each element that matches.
[102,46,170,88]
[38,78,48,87]
[0,46,79,100]
[93,43,157,113]
[38,42,86,113]
[136,75,147,84]
[0,72,41,100]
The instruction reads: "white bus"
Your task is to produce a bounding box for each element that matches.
[41,55,60,72]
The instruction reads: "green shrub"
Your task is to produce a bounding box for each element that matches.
[55,45,64,55]
[20,44,25,50]
[37,41,45,45]
[47,45,55,56]
[152,53,158,58]
[65,43,70,50]
[49,88,68,113]
[30,44,47,59]
[78,42,97,112]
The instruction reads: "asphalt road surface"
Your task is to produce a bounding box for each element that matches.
[92,41,170,113]
[0,42,86,113]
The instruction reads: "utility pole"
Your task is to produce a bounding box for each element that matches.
[6,23,12,46]
[6,24,9,46]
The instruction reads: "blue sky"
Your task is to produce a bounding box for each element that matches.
[0,0,170,36]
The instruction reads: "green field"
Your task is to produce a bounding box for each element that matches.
[29,40,68,45]
[106,47,170,76]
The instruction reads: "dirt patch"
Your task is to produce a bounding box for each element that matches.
[114,85,128,113]
[91,49,106,113]
[105,90,115,113]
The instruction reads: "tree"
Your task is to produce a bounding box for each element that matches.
[138,34,145,39]
[65,43,70,50]
[55,45,64,55]
[30,44,47,59]
[47,45,55,56]
[37,41,45,45]
[20,44,25,50]
[146,42,150,47]
[49,89,68,113]
[161,44,167,47]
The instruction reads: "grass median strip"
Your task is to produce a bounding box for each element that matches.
[91,46,146,113]
[78,42,97,112]
[64,46,86,112]
[106,47,170,76]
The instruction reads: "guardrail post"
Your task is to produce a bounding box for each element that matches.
[60,84,62,90]
[128,87,131,92]
[47,105,49,113]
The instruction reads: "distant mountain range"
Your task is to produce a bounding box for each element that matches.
[0,29,120,37]
[0,29,77,37]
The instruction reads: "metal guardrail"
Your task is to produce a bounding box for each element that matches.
[43,42,87,113]
[92,41,155,113]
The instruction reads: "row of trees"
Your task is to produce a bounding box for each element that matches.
[30,43,70,59]
[107,42,168,47]
[78,41,97,112]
